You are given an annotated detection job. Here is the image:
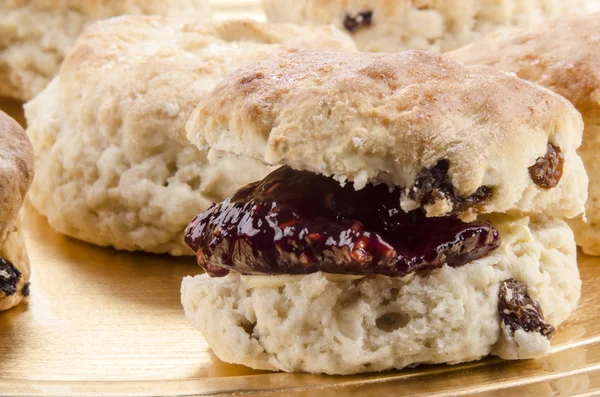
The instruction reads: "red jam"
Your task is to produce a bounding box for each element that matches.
[185,167,501,277]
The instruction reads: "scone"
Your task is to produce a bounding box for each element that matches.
[262,0,586,53]
[0,111,34,311]
[24,17,357,256]
[0,0,211,101]
[181,51,587,374]
[449,14,600,255]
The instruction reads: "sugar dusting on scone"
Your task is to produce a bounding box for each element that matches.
[181,51,586,374]
[449,13,600,256]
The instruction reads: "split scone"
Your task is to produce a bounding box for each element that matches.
[0,111,34,311]
[24,17,357,256]
[261,0,586,53]
[0,0,211,102]
[449,14,600,255]
[181,51,587,374]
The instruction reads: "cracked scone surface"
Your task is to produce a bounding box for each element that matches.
[261,0,585,53]
[186,50,587,221]
[449,14,600,255]
[0,0,211,101]
[25,17,358,256]
[0,110,34,311]
[181,215,580,374]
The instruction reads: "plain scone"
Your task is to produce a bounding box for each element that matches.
[449,13,600,255]
[25,17,357,256]
[0,0,210,101]
[261,0,586,53]
[182,51,587,374]
[0,111,34,312]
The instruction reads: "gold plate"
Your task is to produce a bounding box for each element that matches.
[2,196,600,397]
[2,48,600,394]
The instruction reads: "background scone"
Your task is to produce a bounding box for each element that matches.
[182,51,586,374]
[262,0,586,53]
[449,13,600,255]
[25,17,357,256]
[0,0,211,102]
[0,111,34,311]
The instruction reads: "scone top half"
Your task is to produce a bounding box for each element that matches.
[184,50,587,278]
[0,111,34,311]
[187,50,587,222]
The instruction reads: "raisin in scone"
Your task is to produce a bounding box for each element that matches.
[449,14,600,256]
[0,111,34,312]
[262,0,586,53]
[181,51,587,374]
[0,0,211,102]
[24,17,357,256]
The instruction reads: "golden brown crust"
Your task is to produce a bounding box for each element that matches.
[448,13,600,115]
[448,13,600,252]
[186,50,587,219]
[0,111,33,240]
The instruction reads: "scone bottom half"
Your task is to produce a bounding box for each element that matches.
[181,51,583,374]
[183,164,572,373]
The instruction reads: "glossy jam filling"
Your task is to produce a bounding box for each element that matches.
[185,167,501,278]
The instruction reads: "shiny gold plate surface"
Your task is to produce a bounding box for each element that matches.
[2,195,600,397]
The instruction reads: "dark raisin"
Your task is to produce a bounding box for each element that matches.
[343,11,373,33]
[0,257,21,297]
[21,282,30,297]
[498,278,555,339]
[528,144,564,189]
[409,160,492,214]
[185,166,501,277]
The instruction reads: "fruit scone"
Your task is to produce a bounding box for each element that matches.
[0,111,34,312]
[181,51,588,374]
[261,0,586,53]
[449,13,600,256]
[24,17,357,256]
[0,0,211,102]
